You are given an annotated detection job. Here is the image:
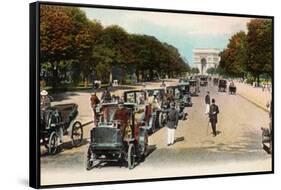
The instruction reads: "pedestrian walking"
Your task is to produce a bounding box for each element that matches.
[90,92,100,126]
[101,87,112,103]
[167,102,179,146]
[209,98,219,137]
[205,91,210,114]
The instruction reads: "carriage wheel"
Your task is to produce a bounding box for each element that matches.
[127,144,135,170]
[48,131,58,155]
[140,133,149,161]
[71,121,83,147]
[86,147,96,170]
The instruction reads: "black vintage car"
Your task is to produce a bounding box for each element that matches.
[86,103,148,170]
[40,103,83,155]
[228,81,237,95]
[165,85,188,120]
[177,83,192,107]
[188,79,200,96]
[213,78,219,86]
[199,76,208,86]
[218,79,227,92]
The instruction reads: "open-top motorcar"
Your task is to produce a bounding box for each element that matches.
[40,103,83,155]
[86,102,148,170]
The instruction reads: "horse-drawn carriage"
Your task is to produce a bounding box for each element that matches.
[40,103,83,154]
[86,102,148,170]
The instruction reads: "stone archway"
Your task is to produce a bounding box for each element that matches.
[200,58,207,75]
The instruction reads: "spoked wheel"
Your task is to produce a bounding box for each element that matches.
[71,121,83,147]
[48,131,58,155]
[148,117,155,134]
[86,147,97,170]
[127,143,135,170]
[140,133,148,162]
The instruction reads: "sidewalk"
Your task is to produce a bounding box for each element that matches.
[235,82,272,112]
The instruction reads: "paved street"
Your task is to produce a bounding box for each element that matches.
[40,80,271,186]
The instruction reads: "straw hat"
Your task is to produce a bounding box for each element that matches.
[40,90,48,96]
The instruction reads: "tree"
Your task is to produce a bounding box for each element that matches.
[206,67,216,75]
[246,19,272,84]
[40,5,96,88]
[191,67,200,74]
[92,25,129,83]
[219,31,247,77]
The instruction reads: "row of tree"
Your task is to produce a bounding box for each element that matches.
[219,19,272,84]
[40,5,190,88]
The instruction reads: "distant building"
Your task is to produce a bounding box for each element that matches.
[193,48,220,75]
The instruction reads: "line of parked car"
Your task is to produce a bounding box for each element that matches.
[40,76,239,170]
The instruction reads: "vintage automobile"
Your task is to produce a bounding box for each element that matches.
[177,83,192,107]
[86,102,148,170]
[145,88,165,105]
[261,127,272,154]
[178,78,189,83]
[218,79,227,92]
[199,76,208,86]
[165,85,188,120]
[213,78,219,86]
[40,103,83,155]
[228,82,237,95]
[188,79,200,96]
[123,90,147,112]
[123,89,163,134]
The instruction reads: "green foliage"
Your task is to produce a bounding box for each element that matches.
[40,5,191,88]
[246,19,272,77]
[191,67,200,74]
[219,31,247,77]
[206,67,216,75]
[219,18,272,81]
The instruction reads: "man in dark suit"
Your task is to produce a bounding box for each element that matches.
[167,102,179,146]
[209,98,219,137]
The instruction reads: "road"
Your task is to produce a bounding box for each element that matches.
[40,80,272,186]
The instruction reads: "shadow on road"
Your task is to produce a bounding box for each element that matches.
[40,138,88,157]
[174,136,185,144]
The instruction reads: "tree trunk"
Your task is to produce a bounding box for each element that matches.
[257,75,260,87]
[52,61,58,89]
[149,69,153,81]
[109,67,113,85]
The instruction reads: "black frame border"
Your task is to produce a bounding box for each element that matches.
[29,1,274,189]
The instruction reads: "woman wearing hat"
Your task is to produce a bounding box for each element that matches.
[40,90,51,111]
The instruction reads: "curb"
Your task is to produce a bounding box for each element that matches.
[237,93,269,113]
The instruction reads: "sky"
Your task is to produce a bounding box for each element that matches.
[81,7,251,66]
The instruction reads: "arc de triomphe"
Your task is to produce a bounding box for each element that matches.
[192,48,220,75]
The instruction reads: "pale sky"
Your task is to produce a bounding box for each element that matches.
[81,7,252,66]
